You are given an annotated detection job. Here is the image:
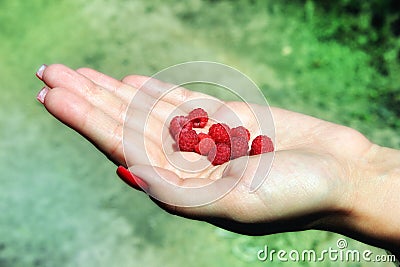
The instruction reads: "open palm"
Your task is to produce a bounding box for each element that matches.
[38,64,373,235]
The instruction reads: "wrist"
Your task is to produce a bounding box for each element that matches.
[317,144,400,253]
[351,145,400,242]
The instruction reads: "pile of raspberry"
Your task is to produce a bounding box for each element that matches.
[169,108,274,165]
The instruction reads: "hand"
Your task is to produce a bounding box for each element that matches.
[36,64,399,255]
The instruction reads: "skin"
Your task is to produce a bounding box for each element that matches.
[36,64,400,257]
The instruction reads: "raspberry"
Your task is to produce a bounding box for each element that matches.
[168,108,271,165]
[195,136,216,156]
[230,126,250,141]
[198,132,210,140]
[169,116,192,138]
[208,123,231,144]
[208,143,231,165]
[249,135,274,155]
[230,137,249,159]
[177,129,199,152]
[188,108,208,128]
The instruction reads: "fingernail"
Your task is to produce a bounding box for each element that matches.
[36,64,47,80]
[116,166,149,192]
[36,86,49,104]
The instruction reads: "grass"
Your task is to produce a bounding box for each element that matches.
[0,0,398,266]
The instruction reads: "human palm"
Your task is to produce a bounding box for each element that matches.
[38,64,373,235]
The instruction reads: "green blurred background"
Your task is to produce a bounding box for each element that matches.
[0,0,399,266]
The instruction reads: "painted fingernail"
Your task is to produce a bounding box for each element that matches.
[116,166,149,191]
[36,86,49,104]
[36,64,47,80]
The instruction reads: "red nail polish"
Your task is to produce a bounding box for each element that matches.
[116,166,148,191]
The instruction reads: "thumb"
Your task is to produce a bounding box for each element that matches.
[129,165,238,208]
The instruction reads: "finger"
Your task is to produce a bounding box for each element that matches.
[125,88,176,125]
[122,75,187,119]
[76,67,122,92]
[77,67,136,103]
[41,65,128,123]
[41,64,94,92]
[121,75,150,89]
[122,75,223,114]
[43,86,125,164]
[60,70,175,167]
[123,120,169,167]
[128,165,234,218]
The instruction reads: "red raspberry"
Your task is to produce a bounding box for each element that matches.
[169,116,192,138]
[177,129,199,152]
[230,137,249,159]
[208,123,231,144]
[197,133,210,140]
[208,143,231,165]
[194,136,216,156]
[249,135,274,155]
[230,126,250,141]
[188,108,208,128]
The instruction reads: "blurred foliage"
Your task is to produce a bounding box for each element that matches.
[302,0,400,126]
[201,0,400,129]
